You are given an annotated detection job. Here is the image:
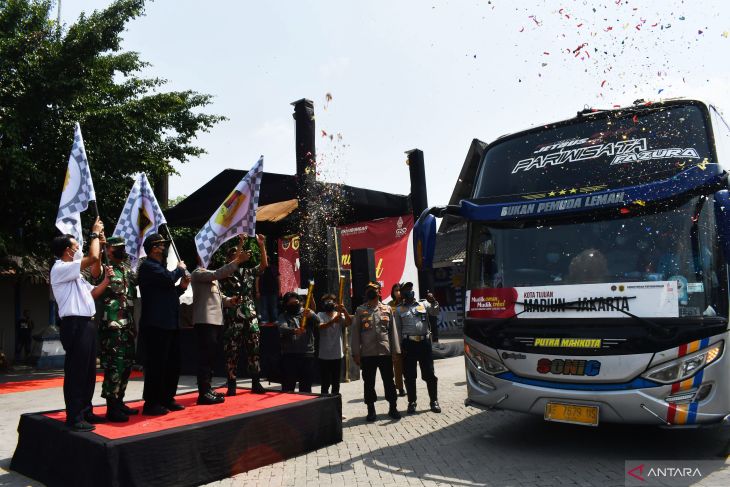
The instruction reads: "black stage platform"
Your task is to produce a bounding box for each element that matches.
[11,388,342,487]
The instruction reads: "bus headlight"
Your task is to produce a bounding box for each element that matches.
[642,341,724,384]
[464,342,507,375]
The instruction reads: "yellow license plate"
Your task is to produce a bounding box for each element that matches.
[544,402,599,426]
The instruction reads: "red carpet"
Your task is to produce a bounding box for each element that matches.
[44,388,315,440]
[0,370,143,395]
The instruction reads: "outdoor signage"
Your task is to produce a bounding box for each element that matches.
[338,215,414,296]
[466,281,679,319]
[460,164,723,222]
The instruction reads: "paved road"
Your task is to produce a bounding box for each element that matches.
[1,353,729,486]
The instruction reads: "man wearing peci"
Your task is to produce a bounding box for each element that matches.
[138,233,191,416]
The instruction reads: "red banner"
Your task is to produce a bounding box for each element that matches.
[467,288,518,319]
[338,215,413,298]
[278,235,300,294]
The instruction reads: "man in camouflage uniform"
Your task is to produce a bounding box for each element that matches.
[94,236,139,422]
[220,234,268,395]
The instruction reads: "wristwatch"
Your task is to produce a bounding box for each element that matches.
[89,232,99,240]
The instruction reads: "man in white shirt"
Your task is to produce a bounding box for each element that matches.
[50,217,113,432]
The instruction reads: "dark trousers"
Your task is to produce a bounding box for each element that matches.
[16,330,32,358]
[59,316,97,425]
[319,358,342,395]
[195,323,221,394]
[360,355,397,405]
[259,293,279,323]
[281,354,313,392]
[141,327,180,407]
[428,315,440,343]
[402,338,438,403]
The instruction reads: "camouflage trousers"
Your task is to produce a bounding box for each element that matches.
[99,323,136,400]
[223,320,261,380]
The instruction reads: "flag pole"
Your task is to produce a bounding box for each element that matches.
[159,223,181,261]
[89,197,108,265]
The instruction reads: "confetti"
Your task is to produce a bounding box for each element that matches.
[601,80,607,87]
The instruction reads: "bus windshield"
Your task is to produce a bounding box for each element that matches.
[467,195,728,319]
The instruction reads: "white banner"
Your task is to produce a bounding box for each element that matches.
[516,281,679,318]
[468,281,679,319]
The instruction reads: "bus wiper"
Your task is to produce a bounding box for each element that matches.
[492,296,672,338]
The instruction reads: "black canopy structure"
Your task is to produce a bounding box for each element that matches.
[164,169,411,236]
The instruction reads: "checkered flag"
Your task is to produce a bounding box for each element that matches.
[195,156,264,267]
[56,123,97,247]
[113,173,167,267]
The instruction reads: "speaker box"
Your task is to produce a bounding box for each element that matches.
[350,248,376,309]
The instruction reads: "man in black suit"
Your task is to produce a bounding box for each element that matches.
[138,233,190,416]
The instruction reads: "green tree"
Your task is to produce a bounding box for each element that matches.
[0,0,224,270]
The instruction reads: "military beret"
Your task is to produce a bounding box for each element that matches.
[106,236,126,247]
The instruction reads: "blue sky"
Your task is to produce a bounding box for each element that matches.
[59,0,730,207]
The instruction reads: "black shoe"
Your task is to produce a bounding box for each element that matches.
[69,420,96,432]
[165,401,186,411]
[430,401,442,413]
[197,391,225,405]
[212,390,225,398]
[84,412,108,424]
[388,404,402,420]
[105,400,129,423]
[398,388,406,397]
[366,404,377,422]
[227,379,237,396]
[142,404,169,416]
[251,379,266,394]
[119,402,139,415]
[407,402,417,414]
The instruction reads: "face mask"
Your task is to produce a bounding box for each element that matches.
[111,248,127,260]
[72,248,82,262]
[403,290,415,301]
[365,289,378,300]
[546,253,559,264]
[286,303,301,315]
[323,301,336,312]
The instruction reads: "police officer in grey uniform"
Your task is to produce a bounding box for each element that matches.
[394,282,441,414]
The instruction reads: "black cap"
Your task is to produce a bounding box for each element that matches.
[401,282,414,290]
[143,233,170,254]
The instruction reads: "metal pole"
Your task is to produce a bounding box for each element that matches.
[159,223,181,261]
[333,226,350,382]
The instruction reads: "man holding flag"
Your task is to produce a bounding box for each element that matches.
[52,123,112,431]
[195,157,265,395]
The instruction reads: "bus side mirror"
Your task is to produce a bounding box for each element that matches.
[713,190,730,261]
[413,209,438,270]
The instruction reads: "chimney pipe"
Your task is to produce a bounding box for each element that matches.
[292,98,326,293]
[406,149,433,299]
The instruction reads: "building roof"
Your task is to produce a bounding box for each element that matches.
[433,223,467,268]
[164,169,412,235]
[439,139,487,233]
